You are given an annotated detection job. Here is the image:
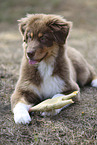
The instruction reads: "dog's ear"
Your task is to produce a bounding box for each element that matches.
[19,22,27,35]
[47,18,72,44]
[18,14,35,36]
[18,18,28,36]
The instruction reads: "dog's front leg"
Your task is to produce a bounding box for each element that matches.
[13,102,32,124]
[11,91,33,124]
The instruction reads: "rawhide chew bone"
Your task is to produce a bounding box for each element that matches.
[29,91,78,112]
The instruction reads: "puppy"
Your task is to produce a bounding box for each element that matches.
[11,14,97,124]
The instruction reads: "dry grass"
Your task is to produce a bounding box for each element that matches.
[0,0,97,144]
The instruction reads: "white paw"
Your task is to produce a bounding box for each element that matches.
[14,110,31,124]
[41,108,62,117]
[13,103,32,124]
[91,79,97,88]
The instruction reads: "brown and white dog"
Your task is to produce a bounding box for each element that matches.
[11,14,97,124]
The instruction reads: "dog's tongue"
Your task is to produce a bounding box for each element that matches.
[29,60,38,65]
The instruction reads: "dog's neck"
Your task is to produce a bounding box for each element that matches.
[38,57,55,78]
[21,44,67,86]
[38,45,66,78]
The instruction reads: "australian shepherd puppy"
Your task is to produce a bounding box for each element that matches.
[11,14,97,124]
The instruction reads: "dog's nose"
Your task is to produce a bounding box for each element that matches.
[27,51,35,59]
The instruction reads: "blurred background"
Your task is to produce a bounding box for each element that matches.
[0,0,97,31]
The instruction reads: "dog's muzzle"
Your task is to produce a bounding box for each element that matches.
[27,51,38,65]
[27,51,48,65]
[27,51,35,60]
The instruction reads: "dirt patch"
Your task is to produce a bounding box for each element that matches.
[0,0,97,144]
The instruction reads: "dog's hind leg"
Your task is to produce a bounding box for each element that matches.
[77,61,97,87]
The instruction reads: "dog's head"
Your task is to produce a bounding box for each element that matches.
[18,14,72,65]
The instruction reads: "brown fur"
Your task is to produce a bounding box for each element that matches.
[11,14,96,110]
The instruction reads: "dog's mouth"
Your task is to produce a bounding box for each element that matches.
[28,52,48,65]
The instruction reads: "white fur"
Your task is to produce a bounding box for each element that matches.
[13,103,32,124]
[91,79,97,88]
[41,94,71,116]
[13,60,66,123]
[41,109,61,116]
[38,61,65,99]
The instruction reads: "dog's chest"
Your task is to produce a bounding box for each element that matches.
[38,61,65,99]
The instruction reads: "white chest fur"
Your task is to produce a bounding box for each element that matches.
[38,61,65,99]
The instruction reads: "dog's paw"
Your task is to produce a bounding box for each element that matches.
[13,103,31,124]
[91,79,97,88]
[14,110,31,124]
[41,108,62,117]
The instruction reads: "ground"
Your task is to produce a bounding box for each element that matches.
[0,0,97,144]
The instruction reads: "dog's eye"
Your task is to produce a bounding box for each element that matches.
[27,32,33,41]
[40,36,48,43]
